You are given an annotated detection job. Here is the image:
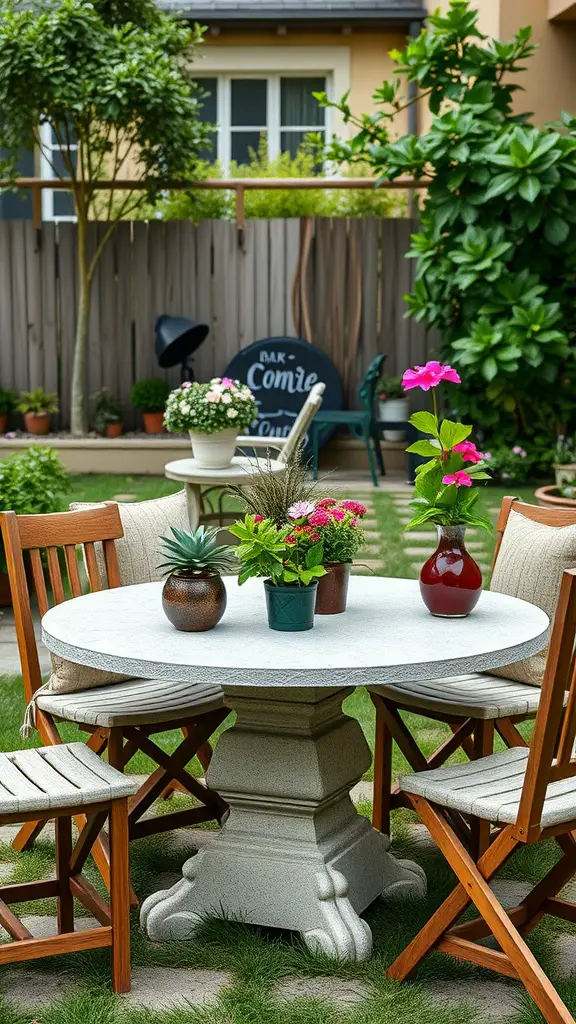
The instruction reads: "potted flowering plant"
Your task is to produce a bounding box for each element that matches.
[279,498,367,614]
[164,377,258,469]
[17,388,59,435]
[229,512,326,631]
[377,375,408,442]
[130,378,171,434]
[403,360,492,618]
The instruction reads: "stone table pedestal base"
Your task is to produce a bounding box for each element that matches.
[141,687,426,960]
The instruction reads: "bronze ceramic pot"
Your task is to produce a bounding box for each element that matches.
[162,572,227,632]
[315,562,351,615]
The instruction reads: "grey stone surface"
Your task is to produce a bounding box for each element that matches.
[122,968,232,1009]
[1,966,80,1008]
[273,976,374,1005]
[0,863,14,881]
[554,934,576,977]
[351,780,373,804]
[427,980,522,1021]
[490,879,532,908]
[0,915,99,942]
[0,607,51,676]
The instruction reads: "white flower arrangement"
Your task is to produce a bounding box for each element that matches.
[164,378,258,435]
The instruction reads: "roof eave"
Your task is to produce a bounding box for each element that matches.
[177,8,427,23]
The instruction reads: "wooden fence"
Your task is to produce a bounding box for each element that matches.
[0,217,435,429]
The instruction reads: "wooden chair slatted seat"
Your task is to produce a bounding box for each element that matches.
[0,505,229,897]
[371,497,576,855]
[387,566,576,1024]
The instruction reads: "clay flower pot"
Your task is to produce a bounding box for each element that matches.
[24,412,51,435]
[315,562,351,615]
[142,411,165,434]
[264,580,318,632]
[106,422,123,438]
[162,571,227,631]
[419,525,482,618]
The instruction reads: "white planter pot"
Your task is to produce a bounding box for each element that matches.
[378,397,409,442]
[189,428,239,469]
[555,462,576,489]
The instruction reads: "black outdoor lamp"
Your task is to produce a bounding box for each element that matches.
[154,315,209,382]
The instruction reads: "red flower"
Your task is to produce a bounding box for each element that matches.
[285,534,297,544]
[330,508,346,521]
[442,470,473,488]
[402,361,461,392]
[317,498,337,508]
[309,508,331,527]
[453,441,483,464]
[340,500,367,517]
[254,514,264,523]
[310,531,320,542]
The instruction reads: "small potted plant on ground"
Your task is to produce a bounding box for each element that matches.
[403,360,492,617]
[377,375,409,441]
[158,525,238,631]
[164,378,258,469]
[0,388,17,434]
[131,378,171,434]
[230,513,326,631]
[17,388,59,435]
[92,387,123,437]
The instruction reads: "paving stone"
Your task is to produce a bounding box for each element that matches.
[1,966,80,1008]
[427,979,522,1021]
[0,915,100,943]
[554,934,576,977]
[490,879,532,908]
[273,976,375,1006]
[351,781,373,804]
[122,968,232,1009]
[0,863,14,881]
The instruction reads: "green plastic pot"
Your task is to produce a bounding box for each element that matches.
[264,580,318,632]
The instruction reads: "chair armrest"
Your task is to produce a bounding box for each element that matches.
[236,436,287,452]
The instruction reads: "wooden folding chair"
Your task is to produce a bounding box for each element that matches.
[0,505,228,896]
[371,497,576,853]
[388,566,576,1024]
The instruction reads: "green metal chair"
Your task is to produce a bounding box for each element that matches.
[310,353,386,487]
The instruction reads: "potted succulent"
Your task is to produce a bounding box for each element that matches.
[0,388,17,435]
[91,387,123,437]
[17,388,59,435]
[403,360,492,618]
[131,378,171,434]
[554,435,576,490]
[230,513,326,631]
[158,525,238,631]
[164,378,258,469]
[279,497,367,614]
[377,375,408,441]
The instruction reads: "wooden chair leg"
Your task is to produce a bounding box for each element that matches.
[56,815,74,935]
[109,799,131,995]
[12,818,48,852]
[371,694,393,834]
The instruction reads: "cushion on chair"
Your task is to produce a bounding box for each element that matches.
[489,510,576,687]
[399,746,576,828]
[45,491,189,695]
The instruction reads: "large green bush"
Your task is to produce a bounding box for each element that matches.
[319,0,576,449]
[0,446,70,571]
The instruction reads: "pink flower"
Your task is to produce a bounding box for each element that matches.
[317,498,337,508]
[402,360,461,392]
[221,377,234,388]
[181,381,192,389]
[340,500,367,516]
[254,514,264,523]
[512,446,527,458]
[310,532,320,542]
[285,534,297,545]
[442,470,473,488]
[453,441,483,464]
[484,452,492,461]
[308,508,331,527]
[4,431,16,439]
[329,508,346,521]
[288,500,315,520]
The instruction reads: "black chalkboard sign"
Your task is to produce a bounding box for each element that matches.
[224,337,343,449]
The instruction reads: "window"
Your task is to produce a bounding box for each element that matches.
[196,74,327,169]
[39,122,77,222]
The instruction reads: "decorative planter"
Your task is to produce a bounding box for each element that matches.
[378,397,408,442]
[555,463,576,489]
[535,484,576,510]
[142,411,166,434]
[24,412,51,435]
[315,562,351,615]
[106,422,123,438]
[419,525,482,618]
[162,572,227,632]
[189,428,239,469]
[264,580,318,632]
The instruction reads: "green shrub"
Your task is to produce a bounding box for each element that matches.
[0,388,17,415]
[0,446,70,571]
[91,387,122,433]
[484,443,554,484]
[17,388,59,415]
[130,378,171,412]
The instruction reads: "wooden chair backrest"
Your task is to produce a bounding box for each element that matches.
[280,382,325,464]
[492,496,576,571]
[0,505,124,702]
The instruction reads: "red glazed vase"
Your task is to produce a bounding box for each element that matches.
[419,525,482,618]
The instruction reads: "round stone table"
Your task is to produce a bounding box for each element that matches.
[164,455,286,529]
[41,577,549,961]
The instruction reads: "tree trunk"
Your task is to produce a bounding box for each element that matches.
[70,214,90,437]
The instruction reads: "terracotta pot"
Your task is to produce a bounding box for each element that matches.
[535,484,576,510]
[162,571,227,632]
[264,580,317,632]
[142,411,165,434]
[419,525,482,618]
[24,412,50,435]
[0,570,12,608]
[106,421,123,438]
[315,562,351,615]
[0,414,7,435]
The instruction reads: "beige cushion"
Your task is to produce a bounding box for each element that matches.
[46,491,189,694]
[490,510,576,686]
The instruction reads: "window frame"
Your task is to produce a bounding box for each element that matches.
[39,121,77,223]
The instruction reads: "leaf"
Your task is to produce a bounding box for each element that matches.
[408,410,439,436]
[544,213,570,245]
[482,356,498,381]
[406,439,442,457]
[439,419,472,449]
[306,542,323,569]
[484,171,519,201]
[519,175,541,202]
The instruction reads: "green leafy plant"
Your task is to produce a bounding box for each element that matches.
[230,514,326,587]
[0,388,17,415]
[17,388,59,416]
[484,444,547,485]
[158,526,238,578]
[91,387,121,433]
[317,0,576,446]
[130,378,171,414]
[0,0,211,435]
[0,446,69,571]
[377,375,404,401]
